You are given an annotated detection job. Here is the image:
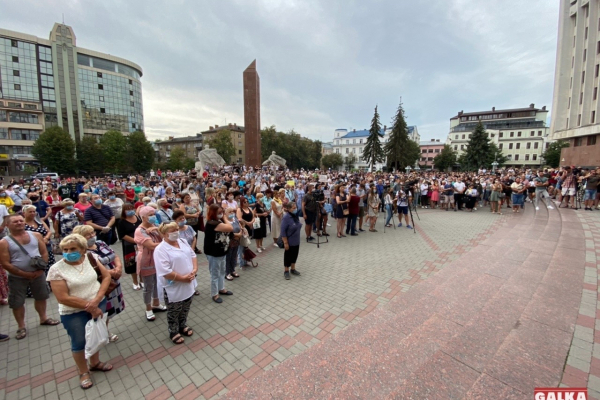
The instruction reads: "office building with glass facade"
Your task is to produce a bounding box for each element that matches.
[0,23,144,175]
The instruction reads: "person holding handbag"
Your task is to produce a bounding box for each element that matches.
[335,184,349,238]
[203,204,235,303]
[367,186,380,232]
[117,204,142,290]
[46,233,113,390]
[280,202,302,280]
[253,193,268,253]
[73,225,124,342]
[224,208,242,281]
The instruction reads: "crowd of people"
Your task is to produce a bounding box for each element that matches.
[0,163,597,390]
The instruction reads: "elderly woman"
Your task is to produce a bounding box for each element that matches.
[47,234,112,390]
[203,204,234,303]
[73,225,124,342]
[510,177,526,213]
[367,186,380,232]
[117,203,142,290]
[173,210,200,296]
[153,222,198,344]
[253,193,268,252]
[280,202,302,280]
[135,206,167,321]
[271,189,284,246]
[179,193,201,236]
[54,199,83,240]
[74,193,92,214]
[156,199,173,223]
[23,205,55,297]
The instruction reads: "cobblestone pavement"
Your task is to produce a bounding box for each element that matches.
[560,209,600,399]
[0,208,506,400]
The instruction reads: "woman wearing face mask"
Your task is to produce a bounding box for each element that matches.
[54,199,83,240]
[490,179,503,214]
[203,204,235,303]
[280,202,302,280]
[153,222,198,344]
[74,193,91,214]
[47,233,112,390]
[224,208,242,281]
[118,204,142,290]
[178,193,201,239]
[221,191,237,211]
[164,187,176,204]
[134,206,167,321]
[172,210,200,295]
[124,184,136,204]
[367,186,380,232]
[22,205,55,298]
[0,188,15,212]
[271,189,285,246]
[73,225,124,342]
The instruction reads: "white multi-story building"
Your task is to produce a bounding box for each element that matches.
[331,126,419,171]
[446,105,552,167]
[550,0,600,167]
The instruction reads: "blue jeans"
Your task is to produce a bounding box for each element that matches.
[385,204,393,225]
[60,299,107,353]
[345,214,357,234]
[206,255,226,297]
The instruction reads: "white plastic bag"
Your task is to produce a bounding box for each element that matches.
[84,315,109,360]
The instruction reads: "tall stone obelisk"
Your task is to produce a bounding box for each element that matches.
[243,60,261,167]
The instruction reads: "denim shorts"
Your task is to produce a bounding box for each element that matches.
[60,299,107,353]
[585,189,598,201]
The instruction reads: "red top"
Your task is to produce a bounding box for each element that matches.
[46,195,62,215]
[348,195,360,214]
[124,188,136,202]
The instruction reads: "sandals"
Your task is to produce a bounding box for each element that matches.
[232,272,240,278]
[90,362,113,372]
[108,333,119,342]
[225,274,234,281]
[146,310,156,321]
[171,333,185,345]
[80,372,93,390]
[219,290,233,296]
[180,326,193,336]
[152,305,167,312]
[40,318,60,326]
[16,328,27,340]
[194,290,200,296]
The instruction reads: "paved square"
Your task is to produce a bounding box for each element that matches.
[0,209,504,400]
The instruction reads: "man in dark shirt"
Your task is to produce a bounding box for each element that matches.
[583,168,599,210]
[57,181,72,200]
[84,194,115,243]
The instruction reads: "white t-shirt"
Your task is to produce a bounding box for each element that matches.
[47,257,101,315]
[453,182,466,194]
[154,239,197,303]
[0,204,8,225]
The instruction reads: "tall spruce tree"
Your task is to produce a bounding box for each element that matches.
[461,121,492,170]
[385,99,414,171]
[362,105,385,171]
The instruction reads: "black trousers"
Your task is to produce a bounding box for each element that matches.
[284,245,300,267]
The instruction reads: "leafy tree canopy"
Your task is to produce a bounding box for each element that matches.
[127,130,155,173]
[542,140,570,168]
[321,153,343,170]
[385,99,419,171]
[261,126,322,170]
[77,135,103,174]
[206,130,236,164]
[433,144,457,171]
[362,105,385,171]
[31,126,76,174]
[99,130,128,173]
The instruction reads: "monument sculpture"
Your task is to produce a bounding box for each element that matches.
[262,151,287,168]
[195,147,226,171]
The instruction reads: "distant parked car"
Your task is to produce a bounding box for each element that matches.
[32,172,60,180]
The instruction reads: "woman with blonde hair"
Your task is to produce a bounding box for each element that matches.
[47,234,112,390]
[153,222,198,344]
[54,199,83,240]
[73,225,124,342]
[271,189,285,246]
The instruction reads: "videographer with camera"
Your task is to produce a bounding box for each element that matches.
[559,166,577,209]
[581,168,599,211]
[302,184,318,242]
[280,202,302,280]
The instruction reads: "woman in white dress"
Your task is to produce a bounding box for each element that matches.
[270,189,285,247]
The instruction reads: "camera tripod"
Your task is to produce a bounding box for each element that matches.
[306,207,329,248]
[558,184,583,210]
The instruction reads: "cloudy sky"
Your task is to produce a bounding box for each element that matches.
[1,0,559,143]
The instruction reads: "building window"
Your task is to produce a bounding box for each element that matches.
[335,148,339,154]
[455,135,458,139]
[509,143,513,149]
[428,149,433,153]
[130,101,134,107]
[239,150,242,154]
[580,92,584,104]
[359,147,363,153]
[534,142,539,149]
[353,139,356,144]
[453,145,458,150]
[597,64,600,78]
[359,139,363,144]
[586,27,589,40]
[526,142,531,149]
[346,148,349,154]
[510,132,514,137]
[13,70,20,77]
[499,143,503,150]
[238,134,242,138]
[575,137,583,146]
[516,143,521,149]
[97,72,103,78]
[578,114,582,126]
[595,87,598,100]
[129,90,134,96]
[517,132,522,137]
[434,149,440,153]
[14,84,21,90]
[499,132,503,138]
[568,97,571,109]
[346,140,349,144]
[12,56,18,63]
[98,84,104,90]
[460,145,464,150]
[514,154,519,161]
[129,79,133,85]
[11,39,17,47]
[99,96,104,102]
[100,108,106,113]
[422,149,427,153]
[538,131,542,136]
[462,134,465,139]
[589,135,597,145]
[593,111,597,124]
[525,154,530,161]
[533,154,537,161]
[132,123,136,129]
[582,71,586,84]
[584,49,587,62]
[352,148,356,153]
[530,131,534,136]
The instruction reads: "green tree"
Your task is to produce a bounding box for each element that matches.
[489,142,508,168]
[433,145,457,171]
[183,158,196,171]
[385,99,417,171]
[207,130,236,163]
[127,130,155,173]
[344,153,357,171]
[542,140,569,168]
[321,153,343,170]
[31,126,76,174]
[260,126,322,170]
[99,130,128,173]
[77,135,104,174]
[460,121,494,170]
[362,105,385,172]
[167,146,186,171]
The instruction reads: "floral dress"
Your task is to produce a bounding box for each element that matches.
[88,241,125,319]
[25,222,55,297]
[56,210,81,238]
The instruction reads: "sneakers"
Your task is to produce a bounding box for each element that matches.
[407,225,413,229]
[133,284,141,291]
[307,236,315,242]
[535,207,540,211]
[473,208,477,211]
[257,248,262,253]
[0,333,8,342]
[548,205,554,209]
[284,271,290,280]
[290,269,301,276]
[398,223,402,227]
[274,243,279,247]
[140,282,145,288]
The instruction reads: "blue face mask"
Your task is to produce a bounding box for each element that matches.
[148,216,158,225]
[228,214,235,220]
[66,205,74,211]
[109,195,116,200]
[290,209,298,215]
[178,220,186,227]
[63,252,81,262]
[94,199,102,206]
[126,210,135,217]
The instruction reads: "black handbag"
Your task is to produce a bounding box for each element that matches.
[8,234,48,271]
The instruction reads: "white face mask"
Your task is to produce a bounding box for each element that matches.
[168,232,179,241]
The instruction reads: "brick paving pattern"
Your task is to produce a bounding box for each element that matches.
[0,208,502,400]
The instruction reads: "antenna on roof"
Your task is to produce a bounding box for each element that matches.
[62,13,65,24]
